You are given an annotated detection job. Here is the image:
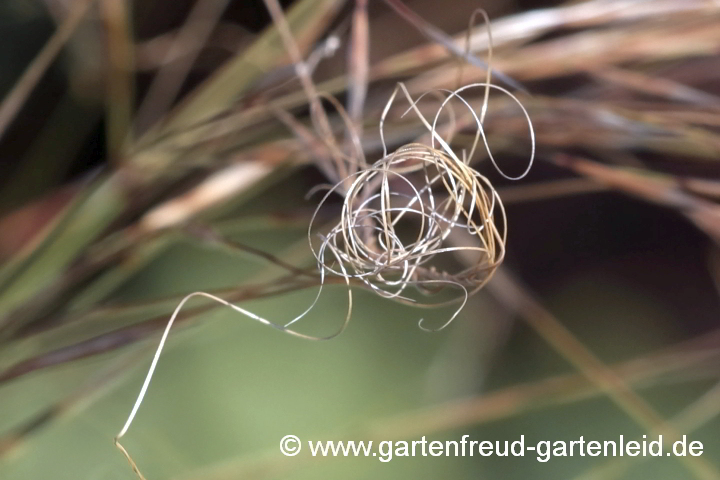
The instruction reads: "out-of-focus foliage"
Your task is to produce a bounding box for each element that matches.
[0,1,719,480]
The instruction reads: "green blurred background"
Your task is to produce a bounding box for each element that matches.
[0,1,719,479]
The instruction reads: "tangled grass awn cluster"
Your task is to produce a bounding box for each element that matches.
[310,81,534,333]
[114,8,534,480]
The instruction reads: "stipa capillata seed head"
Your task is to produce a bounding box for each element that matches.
[312,144,504,327]
[115,8,535,477]
[309,81,534,331]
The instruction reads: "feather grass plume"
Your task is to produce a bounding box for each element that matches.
[112,5,534,476]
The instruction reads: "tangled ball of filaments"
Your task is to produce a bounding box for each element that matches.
[310,145,507,331]
[308,81,534,330]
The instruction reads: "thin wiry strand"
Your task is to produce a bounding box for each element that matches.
[114,232,354,479]
[114,8,536,479]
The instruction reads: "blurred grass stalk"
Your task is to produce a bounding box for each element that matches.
[0,0,344,339]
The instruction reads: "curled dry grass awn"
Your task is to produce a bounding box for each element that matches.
[113,7,534,479]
